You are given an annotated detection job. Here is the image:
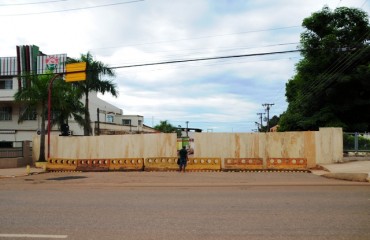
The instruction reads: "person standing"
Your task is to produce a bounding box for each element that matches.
[178,146,188,172]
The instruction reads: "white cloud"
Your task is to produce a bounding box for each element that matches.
[2,0,369,132]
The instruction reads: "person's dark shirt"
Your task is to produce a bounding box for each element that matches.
[179,148,188,160]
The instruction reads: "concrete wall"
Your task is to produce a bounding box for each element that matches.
[33,128,343,167]
[0,158,19,168]
[0,141,32,168]
[33,133,177,160]
[192,128,342,168]
[315,128,343,164]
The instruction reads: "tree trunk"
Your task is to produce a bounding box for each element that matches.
[84,89,92,136]
[38,105,46,162]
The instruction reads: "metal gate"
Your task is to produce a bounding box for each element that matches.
[343,132,370,153]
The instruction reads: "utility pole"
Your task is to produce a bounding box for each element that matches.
[255,122,261,131]
[97,108,100,136]
[256,112,265,132]
[262,103,274,132]
[186,121,189,137]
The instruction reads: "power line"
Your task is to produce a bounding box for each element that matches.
[0,49,301,77]
[160,120,256,124]
[110,49,301,69]
[118,56,299,74]
[290,31,370,107]
[287,27,370,103]
[105,42,299,65]
[91,26,301,50]
[99,42,298,55]
[0,0,144,16]
[0,0,67,6]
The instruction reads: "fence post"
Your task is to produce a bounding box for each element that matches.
[354,132,359,153]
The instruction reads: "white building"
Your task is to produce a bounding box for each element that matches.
[0,45,155,142]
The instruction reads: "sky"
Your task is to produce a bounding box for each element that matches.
[1,0,369,132]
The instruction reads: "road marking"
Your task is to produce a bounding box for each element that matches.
[0,234,67,238]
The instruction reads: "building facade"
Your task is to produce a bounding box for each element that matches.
[0,45,155,143]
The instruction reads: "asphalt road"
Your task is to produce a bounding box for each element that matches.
[0,172,369,240]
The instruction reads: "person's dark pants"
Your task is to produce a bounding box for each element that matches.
[179,160,187,172]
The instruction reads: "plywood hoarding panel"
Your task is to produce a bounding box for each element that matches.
[44,133,177,160]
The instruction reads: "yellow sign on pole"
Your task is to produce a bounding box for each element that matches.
[65,62,87,82]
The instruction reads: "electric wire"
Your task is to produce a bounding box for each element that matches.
[110,49,300,69]
[361,0,368,7]
[288,29,370,103]
[116,56,299,73]
[287,30,370,111]
[106,42,299,65]
[0,0,144,16]
[0,49,301,76]
[295,32,369,102]
[91,26,301,50]
[283,7,370,108]
[290,48,364,109]
[0,0,67,6]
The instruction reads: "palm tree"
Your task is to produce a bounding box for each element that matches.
[15,71,84,162]
[67,52,118,136]
[14,73,57,161]
[53,80,85,130]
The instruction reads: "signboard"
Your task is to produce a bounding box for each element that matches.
[65,62,87,82]
[45,56,59,71]
[37,54,67,74]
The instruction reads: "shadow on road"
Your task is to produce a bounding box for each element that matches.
[46,176,88,181]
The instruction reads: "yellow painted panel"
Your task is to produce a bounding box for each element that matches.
[144,157,178,171]
[65,72,86,82]
[186,158,221,171]
[66,62,86,72]
[266,158,307,169]
[223,158,263,170]
[109,158,144,171]
[47,158,78,171]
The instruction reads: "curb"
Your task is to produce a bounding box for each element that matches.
[0,171,47,179]
[322,173,370,182]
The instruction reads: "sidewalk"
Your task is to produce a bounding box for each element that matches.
[1,161,370,182]
[313,160,370,182]
[0,166,46,179]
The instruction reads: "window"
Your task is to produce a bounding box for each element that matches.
[19,107,37,120]
[107,115,114,123]
[138,120,142,126]
[0,79,12,89]
[0,107,12,120]
[122,119,131,126]
[0,141,13,148]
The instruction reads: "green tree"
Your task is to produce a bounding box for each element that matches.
[269,115,280,127]
[260,115,280,132]
[280,6,370,132]
[154,120,177,133]
[14,72,81,162]
[53,80,85,128]
[67,52,118,136]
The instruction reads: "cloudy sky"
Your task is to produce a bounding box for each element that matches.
[1,0,369,132]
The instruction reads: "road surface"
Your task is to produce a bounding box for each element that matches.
[0,171,369,240]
